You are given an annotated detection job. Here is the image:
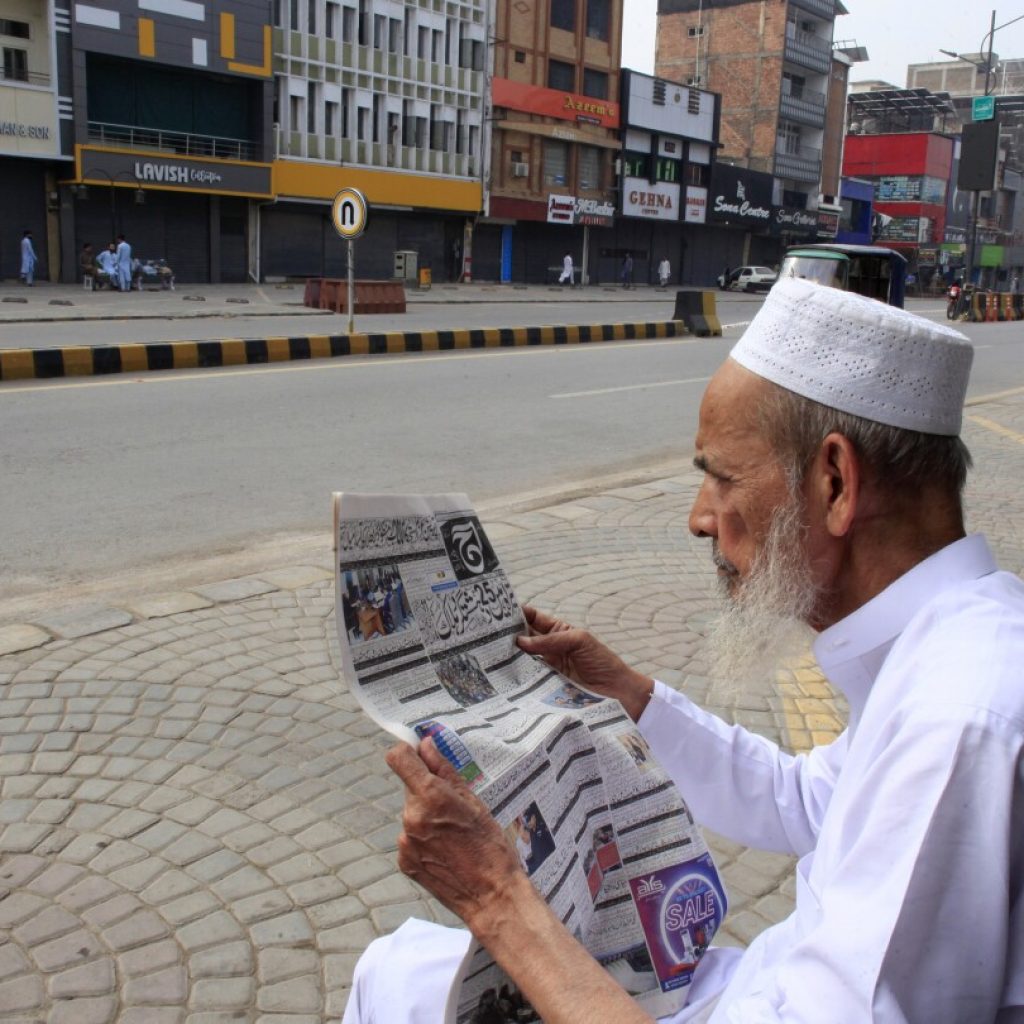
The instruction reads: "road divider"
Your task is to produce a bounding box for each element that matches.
[0,320,688,381]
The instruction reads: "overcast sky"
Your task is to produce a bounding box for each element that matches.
[622,2,1024,90]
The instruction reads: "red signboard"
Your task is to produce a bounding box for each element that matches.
[492,77,620,129]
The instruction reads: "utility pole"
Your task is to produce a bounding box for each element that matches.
[964,10,998,289]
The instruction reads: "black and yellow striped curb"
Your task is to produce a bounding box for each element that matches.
[0,321,687,381]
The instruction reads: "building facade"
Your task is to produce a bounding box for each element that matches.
[1,0,73,282]
[476,0,621,284]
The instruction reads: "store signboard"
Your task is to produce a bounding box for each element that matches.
[0,87,61,158]
[685,186,707,224]
[877,176,920,201]
[708,163,773,227]
[547,193,614,226]
[493,78,620,129]
[623,177,680,220]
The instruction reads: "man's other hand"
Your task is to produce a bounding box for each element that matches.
[517,606,654,721]
[386,739,523,928]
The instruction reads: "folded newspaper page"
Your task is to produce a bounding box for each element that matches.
[333,492,727,1023]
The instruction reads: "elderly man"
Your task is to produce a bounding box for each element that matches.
[344,280,1024,1023]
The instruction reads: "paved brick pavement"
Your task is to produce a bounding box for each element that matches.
[1,389,1023,1021]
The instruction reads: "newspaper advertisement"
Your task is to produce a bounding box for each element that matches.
[334,492,727,1023]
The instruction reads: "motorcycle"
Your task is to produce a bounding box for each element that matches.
[946,282,963,320]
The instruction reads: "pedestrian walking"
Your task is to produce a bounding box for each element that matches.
[558,251,574,287]
[620,252,633,289]
[115,234,133,293]
[19,230,37,286]
[451,238,462,282]
[658,257,671,288]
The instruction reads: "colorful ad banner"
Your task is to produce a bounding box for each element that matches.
[492,77,620,129]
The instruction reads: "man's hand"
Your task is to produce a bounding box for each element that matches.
[386,739,523,928]
[517,606,654,721]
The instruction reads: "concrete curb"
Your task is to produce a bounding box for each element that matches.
[0,320,687,381]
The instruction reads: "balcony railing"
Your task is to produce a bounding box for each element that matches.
[788,0,835,21]
[87,122,260,162]
[784,30,832,75]
[780,88,827,127]
[774,143,822,184]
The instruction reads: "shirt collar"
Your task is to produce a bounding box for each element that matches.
[812,535,997,716]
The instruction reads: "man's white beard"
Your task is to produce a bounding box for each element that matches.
[703,496,822,692]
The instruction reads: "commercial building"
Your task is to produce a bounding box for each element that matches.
[267,0,486,282]
[1,0,73,282]
[474,0,621,284]
[654,0,852,255]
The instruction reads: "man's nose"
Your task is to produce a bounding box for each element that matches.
[689,485,716,538]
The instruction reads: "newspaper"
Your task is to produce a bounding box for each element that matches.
[334,492,727,1023]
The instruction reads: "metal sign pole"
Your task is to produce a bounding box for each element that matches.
[347,239,355,334]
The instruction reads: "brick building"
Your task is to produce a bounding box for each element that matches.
[654,0,851,260]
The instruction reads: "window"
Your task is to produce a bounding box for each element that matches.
[586,0,608,40]
[459,36,483,70]
[550,0,574,32]
[685,162,709,187]
[782,72,805,99]
[357,106,368,141]
[432,29,443,62]
[342,5,354,42]
[687,24,704,37]
[289,94,303,132]
[389,18,401,53]
[290,0,298,29]
[373,14,385,48]
[342,88,351,136]
[0,19,30,38]
[468,125,478,157]
[418,26,429,58]
[325,2,338,38]
[357,0,367,45]
[582,68,608,99]
[307,0,316,35]
[623,152,648,178]
[543,139,569,186]
[325,100,338,135]
[655,156,679,183]
[653,79,666,105]
[687,88,700,114]
[373,94,381,142]
[455,109,464,154]
[578,146,600,190]
[307,82,317,133]
[273,0,281,26]
[2,46,27,81]
[777,121,801,155]
[514,50,525,63]
[548,59,575,91]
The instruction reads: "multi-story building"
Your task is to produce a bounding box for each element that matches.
[655,0,843,219]
[63,0,275,282]
[1,0,73,281]
[476,0,622,284]
[616,68,717,286]
[268,0,487,281]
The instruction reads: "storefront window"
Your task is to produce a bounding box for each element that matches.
[624,152,649,179]
[578,146,600,190]
[544,140,569,187]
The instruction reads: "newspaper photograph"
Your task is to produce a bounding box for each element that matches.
[333,492,727,1023]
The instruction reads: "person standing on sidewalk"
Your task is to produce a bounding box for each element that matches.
[621,252,633,289]
[19,230,37,286]
[115,234,133,293]
[345,280,1024,1023]
[558,251,574,287]
[658,257,671,288]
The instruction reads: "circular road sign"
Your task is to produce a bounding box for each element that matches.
[331,188,369,239]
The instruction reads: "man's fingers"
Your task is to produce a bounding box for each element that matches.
[522,605,565,635]
[518,627,582,657]
[385,741,434,793]
[418,737,465,786]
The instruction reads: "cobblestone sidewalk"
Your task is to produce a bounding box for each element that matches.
[1,391,1023,1022]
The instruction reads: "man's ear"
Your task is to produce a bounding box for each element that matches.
[809,432,861,539]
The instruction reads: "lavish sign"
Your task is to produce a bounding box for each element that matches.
[76,146,273,198]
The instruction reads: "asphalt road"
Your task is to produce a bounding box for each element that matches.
[1,298,1021,615]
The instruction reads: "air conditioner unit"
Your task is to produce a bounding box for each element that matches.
[511,161,529,177]
[686,76,703,87]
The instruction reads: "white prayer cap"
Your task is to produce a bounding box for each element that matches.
[729,278,973,436]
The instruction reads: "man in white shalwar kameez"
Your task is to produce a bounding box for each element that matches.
[115,234,132,292]
[344,280,1024,1024]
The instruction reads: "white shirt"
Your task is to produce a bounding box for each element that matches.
[640,535,1024,1022]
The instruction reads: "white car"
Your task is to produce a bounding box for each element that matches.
[717,266,778,292]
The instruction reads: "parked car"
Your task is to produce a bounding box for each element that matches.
[717,266,778,292]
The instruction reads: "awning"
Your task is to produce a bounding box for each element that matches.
[495,119,621,150]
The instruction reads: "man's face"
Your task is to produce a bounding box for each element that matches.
[689,360,796,593]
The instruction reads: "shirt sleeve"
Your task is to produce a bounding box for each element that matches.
[638,682,846,856]
[722,706,1024,1022]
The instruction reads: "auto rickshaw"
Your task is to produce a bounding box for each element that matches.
[778,244,907,308]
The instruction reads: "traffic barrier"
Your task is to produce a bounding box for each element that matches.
[0,320,688,381]
[999,293,1017,321]
[986,291,1000,323]
[315,279,407,314]
[1014,294,1024,321]
[303,277,321,308]
[672,289,722,337]
[969,290,987,323]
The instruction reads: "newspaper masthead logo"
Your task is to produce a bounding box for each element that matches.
[440,517,499,581]
[636,875,665,899]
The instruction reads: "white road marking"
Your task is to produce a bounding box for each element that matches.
[551,376,712,399]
